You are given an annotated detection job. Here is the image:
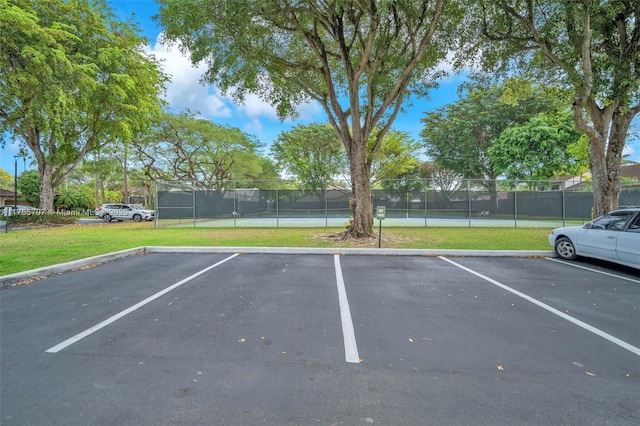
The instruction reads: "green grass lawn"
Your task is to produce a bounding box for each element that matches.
[0,222,553,276]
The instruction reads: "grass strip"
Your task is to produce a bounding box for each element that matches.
[0,222,552,276]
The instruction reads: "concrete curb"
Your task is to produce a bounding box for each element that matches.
[1,247,148,288]
[146,246,554,257]
[1,246,555,287]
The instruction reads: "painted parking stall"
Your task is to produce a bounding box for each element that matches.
[339,255,640,424]
[1,252,233,352]
[447,256,640,353]
[45,254,240,353]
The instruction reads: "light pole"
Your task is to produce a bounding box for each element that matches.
[14,155,19,210]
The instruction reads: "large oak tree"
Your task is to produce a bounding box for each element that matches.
[420,76,565,211]
[468,0,640,216]
[157,0,457,237]
[132,112,274,190]
[271,123,346,193]
[0,0,166,210]
[488,113,584,182]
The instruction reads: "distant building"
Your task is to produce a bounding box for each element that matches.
[0,188,22,207]
[545,164,640,191]
[622,163,640,181]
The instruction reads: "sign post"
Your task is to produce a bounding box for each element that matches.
[376,206,386,248]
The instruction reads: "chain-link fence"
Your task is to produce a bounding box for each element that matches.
[154,179,640,228]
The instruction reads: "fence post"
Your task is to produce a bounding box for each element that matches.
[467,179,471,227]
[514,179,518,228]
[192,182,196,228]
[562,186,566,227]
[424,180,428,227]
[154,181,158,229]
[233,181,237,228]
[276,183,279,228]
[325,183,328,228]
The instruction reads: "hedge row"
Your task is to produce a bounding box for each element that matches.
[4,212,79,226]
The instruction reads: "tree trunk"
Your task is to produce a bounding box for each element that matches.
[100,181,106,204]
[589,144,613,218]
[93,179,99,209]
[346,140,374,237]
[578,103,631,217]
[38,163,55,211]
[123,152,129,204]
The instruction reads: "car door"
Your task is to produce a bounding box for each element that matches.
[103,204,118,219]
[111,204,127,220]
[616,213,640,267]
[576,211,635,261]
[120,204,134,220]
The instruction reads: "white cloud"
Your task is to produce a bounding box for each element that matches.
[238,93,279,120]
[145,36,232,118]
[243,118,264,136]
[292,101,324,122]
[234,84,324,123]
[434,51,457,76]
[237,95,324,125]
[145,36,325,133]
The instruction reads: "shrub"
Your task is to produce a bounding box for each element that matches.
[5,211,78,226]
[17,171,40,207]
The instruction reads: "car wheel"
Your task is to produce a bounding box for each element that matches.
[554,237,577,260]
[133,214,142,222]
[103,214,112,223]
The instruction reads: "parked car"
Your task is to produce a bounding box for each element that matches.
[96,203,155,222]
[548,208,640,269]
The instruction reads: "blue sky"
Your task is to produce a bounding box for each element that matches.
[1,0,638,177]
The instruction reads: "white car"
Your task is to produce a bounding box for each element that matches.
[96,203,155,222]
[548,208,640,269]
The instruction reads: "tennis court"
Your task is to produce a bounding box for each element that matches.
[2,248,638,425]
[153,179,640,230]
[159,214,576,229]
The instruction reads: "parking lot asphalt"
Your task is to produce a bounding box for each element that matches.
[1,249,639,425]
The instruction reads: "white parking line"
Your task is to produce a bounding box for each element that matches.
[545,257,640,284]
[334,255,360,363]
[439,256,640,358]
[46,253,240,354]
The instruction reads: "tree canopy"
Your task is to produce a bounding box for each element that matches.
[420,76,568,182]
[368,129,420,185]
[465,0,640,215]
[271,123,346,191]
[0,0,167,210]
[132,112,276,190]
[271,123,420,190]
[0,168,12,190]
[488,113,583,181]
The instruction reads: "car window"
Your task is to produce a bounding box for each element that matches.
[626,214,640,233]
[591,211,636,231]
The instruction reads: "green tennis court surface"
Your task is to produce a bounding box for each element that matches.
[159,215,581,228]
